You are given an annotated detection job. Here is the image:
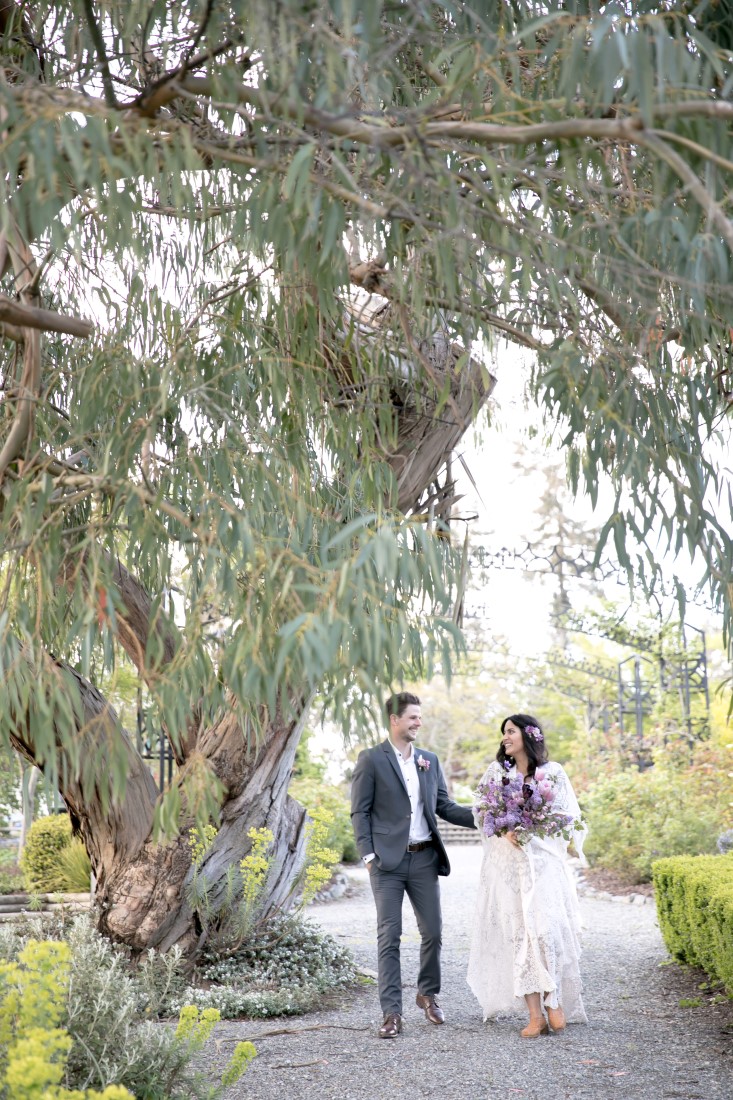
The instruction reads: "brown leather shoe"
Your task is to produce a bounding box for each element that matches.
[378,1012,402,1038]
[415,993,445,1024]
[546,1005,566,1032]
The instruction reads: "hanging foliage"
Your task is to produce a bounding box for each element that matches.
[1,1,733,952]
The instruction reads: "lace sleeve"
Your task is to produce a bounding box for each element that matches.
[548,762,588,865]
[478,760,503,786]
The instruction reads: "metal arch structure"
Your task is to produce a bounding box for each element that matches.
[657,622,711,746]
[467,539,715,609]
[469,541,618,580]
[462,541,711,763]
[539,653,618,743]
[136,696,175,794]
[617,654,657,770]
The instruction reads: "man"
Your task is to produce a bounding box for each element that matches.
[350,691,476,1038]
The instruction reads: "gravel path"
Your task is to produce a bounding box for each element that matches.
[212,846,733,1100]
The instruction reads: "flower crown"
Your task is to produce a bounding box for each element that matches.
[524,724,544,742]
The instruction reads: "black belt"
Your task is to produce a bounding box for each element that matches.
[407,840,433,853]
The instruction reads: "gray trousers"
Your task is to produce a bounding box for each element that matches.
[369,846,442,1015]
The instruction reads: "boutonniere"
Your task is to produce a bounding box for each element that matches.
[416,755,430,771]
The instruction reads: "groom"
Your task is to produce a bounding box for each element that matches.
[350,691,476,1038]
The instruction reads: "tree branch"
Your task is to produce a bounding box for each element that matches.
[638,131,733,255]
[173,75,646,149]
[8,644,158,863]
[81,0,117,108]
[0,294,94,337]
[0,229,42,482]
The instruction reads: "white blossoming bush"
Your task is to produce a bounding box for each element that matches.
[169,914,358,1019]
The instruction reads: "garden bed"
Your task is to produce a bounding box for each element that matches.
[582,866,654,897]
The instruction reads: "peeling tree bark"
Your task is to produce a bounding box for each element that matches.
[9,640,309,954]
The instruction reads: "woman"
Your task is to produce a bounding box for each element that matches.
[467,713,587,1037]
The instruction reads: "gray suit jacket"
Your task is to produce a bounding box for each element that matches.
[350,740,476,876]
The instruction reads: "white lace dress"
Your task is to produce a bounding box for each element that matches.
[466,760,587,1023]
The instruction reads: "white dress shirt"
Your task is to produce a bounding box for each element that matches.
[392,743,431,844]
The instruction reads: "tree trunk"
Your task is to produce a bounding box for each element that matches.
[93,707,310,954]
[8,625,310,954]
[17,758,39,861]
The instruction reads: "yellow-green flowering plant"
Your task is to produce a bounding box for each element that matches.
[174,1005,256,1091]
[301,807,340,906]
[188,825,218,870]
[0,937,255,1099]
[185,809,341,949]
[0,940,134,1100]
[240,828,274,915]
[220,1042,257,1089]
[185,824,276,947]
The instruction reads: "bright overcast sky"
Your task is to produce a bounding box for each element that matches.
[455,342,724,658]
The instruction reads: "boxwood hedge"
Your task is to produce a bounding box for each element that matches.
[652,853,733,995]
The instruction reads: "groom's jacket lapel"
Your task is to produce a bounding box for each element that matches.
[416,751,437,824]
[381,739,409,797]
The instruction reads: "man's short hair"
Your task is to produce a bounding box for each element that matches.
[384,691,421,724]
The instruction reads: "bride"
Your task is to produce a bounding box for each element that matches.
[466,713,587,1037]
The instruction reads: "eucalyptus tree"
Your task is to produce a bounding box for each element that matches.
[2,0,733,954]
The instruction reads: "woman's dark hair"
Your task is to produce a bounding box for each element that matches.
[496,713,549,777]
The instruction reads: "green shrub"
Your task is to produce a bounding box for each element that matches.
[583,767,723,883]
[653,853,733,994]
[20,815,73,892]
[0,902,358,1027]
[289,778,359,863]
[19,817,92,893]
[0,861,24,896]
[0,937,135,1099]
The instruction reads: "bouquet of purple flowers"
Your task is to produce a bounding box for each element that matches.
[474,766,577,847]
